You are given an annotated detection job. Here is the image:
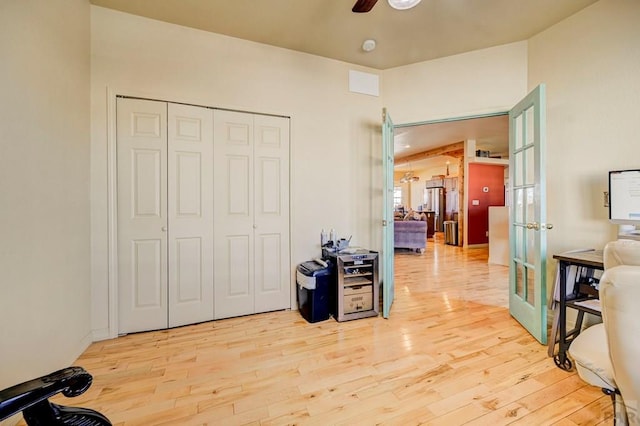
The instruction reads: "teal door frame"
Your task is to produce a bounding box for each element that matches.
[382,108,395,318]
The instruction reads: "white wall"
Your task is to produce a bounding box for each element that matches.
[90,7,383,336]
[409,181,424,210]
[529,0,640,259]
[0,0,91,394]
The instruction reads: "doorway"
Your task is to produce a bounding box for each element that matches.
[392,113,510,250]
[386,85,549,345]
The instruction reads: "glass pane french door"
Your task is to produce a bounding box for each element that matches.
[508,84,549,344]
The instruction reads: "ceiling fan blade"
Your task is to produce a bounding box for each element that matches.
[352,0,379,13]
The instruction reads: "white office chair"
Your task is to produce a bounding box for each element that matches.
[569,239,640,425]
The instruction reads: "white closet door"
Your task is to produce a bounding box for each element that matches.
[167,103,214,327]
[213,110,255,319]
[253,115,290,313]
[117,98,168,333]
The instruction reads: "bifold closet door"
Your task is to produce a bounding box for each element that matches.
[117,98,214,334]
[213,110,290,319]
[167,103,214,328]
[253,114,290,313]
[117,98,169,333]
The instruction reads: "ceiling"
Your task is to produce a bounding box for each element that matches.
[394,114,509,171]
[91,0,597,70]
[90,0,596,169]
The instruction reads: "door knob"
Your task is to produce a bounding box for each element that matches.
[526,222,539,230]
[161,226,167,232]
[542,223,554,230]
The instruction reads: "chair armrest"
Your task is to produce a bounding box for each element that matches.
[0,366,92,421]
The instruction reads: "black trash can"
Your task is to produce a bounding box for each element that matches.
[297,260,333,323]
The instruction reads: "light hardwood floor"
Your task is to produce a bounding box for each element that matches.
[54,236,612,425]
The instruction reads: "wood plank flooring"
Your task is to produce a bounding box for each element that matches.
[51,235,612,425]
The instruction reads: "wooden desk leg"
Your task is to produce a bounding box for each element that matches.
[547,304,559,357]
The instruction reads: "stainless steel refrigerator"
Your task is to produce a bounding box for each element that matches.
[424,187,445,232]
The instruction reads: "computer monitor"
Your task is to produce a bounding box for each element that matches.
[609,169,640,236]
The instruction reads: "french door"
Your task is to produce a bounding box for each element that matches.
[382,108,395,318]
[508,84,550,344]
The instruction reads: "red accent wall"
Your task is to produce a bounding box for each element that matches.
[468,164,506,245]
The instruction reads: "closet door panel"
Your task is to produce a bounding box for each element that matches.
[175,152,202,215]
[174,237,203,301]
[228,156,251,215]
[214,110,255,319]
[255,233,282,292]
[117,98,168,333]
[168,103,214,327]
[258,158,281,214]
[132,150,163,216]
[227,235,251,295]
[254,115,290,312]
[131,239,163,307]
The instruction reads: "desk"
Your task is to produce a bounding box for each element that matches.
[552,250,604,370]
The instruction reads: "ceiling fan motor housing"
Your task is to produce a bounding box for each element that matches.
[352,0,379,13]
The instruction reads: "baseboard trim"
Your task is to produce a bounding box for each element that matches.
[91,328,111,342]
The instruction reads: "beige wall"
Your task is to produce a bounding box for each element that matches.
[528,0,640,315]
[0,0,91,393]
[383,42,526,250]
[529,0,640,259]
[385,0,640,298]
[381,41,528,124]
[89,7,383,336]
[0,0,635,400]
[89,8,529,338]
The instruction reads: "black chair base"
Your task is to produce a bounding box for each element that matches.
[0,366,111,425]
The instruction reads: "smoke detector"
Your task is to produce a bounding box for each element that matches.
[362,39,376,52]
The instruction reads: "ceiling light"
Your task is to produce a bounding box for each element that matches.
[362,39,376,52]
[387,0,422,10]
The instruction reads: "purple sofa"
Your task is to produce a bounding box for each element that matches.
[394,220,427,253]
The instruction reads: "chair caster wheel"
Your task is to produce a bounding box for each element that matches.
[554,355,572,371]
